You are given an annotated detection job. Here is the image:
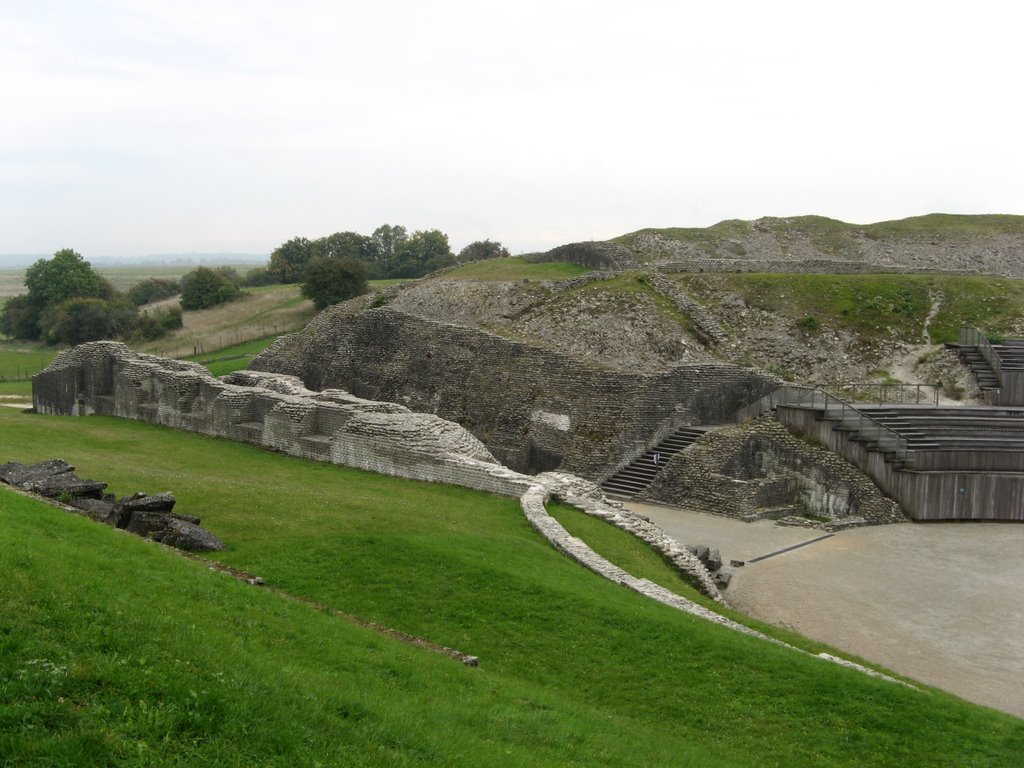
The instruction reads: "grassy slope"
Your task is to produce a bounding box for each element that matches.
[674,273,1024,344]
[1,407,1021,767]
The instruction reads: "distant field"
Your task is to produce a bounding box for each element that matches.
[0,269,25,299]
[0,263,266,298]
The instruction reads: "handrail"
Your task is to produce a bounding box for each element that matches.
[736,385,917,468]
[960,326,1003,384]
[826,382,940,406]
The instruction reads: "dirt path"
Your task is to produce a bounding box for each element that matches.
[627,501,1024,719]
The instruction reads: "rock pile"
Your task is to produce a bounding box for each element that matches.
[0,459,224,552]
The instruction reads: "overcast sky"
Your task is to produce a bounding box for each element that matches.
[2,1,1022,258]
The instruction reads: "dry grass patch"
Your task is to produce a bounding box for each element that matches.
[139,285,316,357]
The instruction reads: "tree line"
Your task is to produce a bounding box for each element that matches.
[266,225,510,310]
[0,250,254,345]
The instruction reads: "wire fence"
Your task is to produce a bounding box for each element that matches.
[146,321,302,360]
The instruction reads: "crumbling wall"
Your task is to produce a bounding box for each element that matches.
[33,342,536,499]
[640,417,904,525]
[250,307,777,478]
[30,342,728,599]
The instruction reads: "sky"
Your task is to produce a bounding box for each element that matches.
[2,0,1023,259]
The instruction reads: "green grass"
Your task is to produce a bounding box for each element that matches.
[0,344,59,385]
[1,407,1021,766]
[438,257,590,281]
[183,337,279,377]
[676,273,1024,345]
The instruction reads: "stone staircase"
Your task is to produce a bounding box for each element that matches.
[954,335,1024,402]
[955,345,1001,393]
[600,426,710,498]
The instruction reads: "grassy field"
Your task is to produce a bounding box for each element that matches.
[0,264,266,299]
[138,284,315,358]
[439,257,590,281]
[1,407,1021,766]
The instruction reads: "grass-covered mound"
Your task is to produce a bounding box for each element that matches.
[674,273,1024,345]
[617,214,1024,260]
[1,407,1022,766]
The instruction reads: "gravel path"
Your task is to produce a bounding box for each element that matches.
[628,501,1024,719]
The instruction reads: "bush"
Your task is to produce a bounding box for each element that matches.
[134,306,184,341]
[44,297,138,345]
[300,256,369,310]
[180,267,244,311]
[241,266,280,287]
[128,278,181,306]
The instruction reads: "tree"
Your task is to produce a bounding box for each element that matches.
[317,231,375,262]
[457,239,511,263]
[45,297,137,346]
[368,224,408,277]
[268,237,320,283]
[0,295,39,340]
[391,229,455,278]
[24,248,110,309]
[300,256,369,310]
[180,267,243,311]
[1,248,111,340]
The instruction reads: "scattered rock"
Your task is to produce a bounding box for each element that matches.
[0,459,224,553]
[152,518,225,552]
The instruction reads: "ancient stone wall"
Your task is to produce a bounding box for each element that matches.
[654,258,993,276]
[250,307,778,478]
[31,342,734,599]
[32,342,538,499]
[640,417,904,526]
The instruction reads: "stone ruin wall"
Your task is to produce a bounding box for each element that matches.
[30,341,731,601]
[249,307,779,480]
[626,231,1024,278]
[641,417,904,526]
[32,342,539,499]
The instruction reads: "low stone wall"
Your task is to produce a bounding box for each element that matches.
[251,307,778,478]
[652,258,989,275]
[641,417,904,526]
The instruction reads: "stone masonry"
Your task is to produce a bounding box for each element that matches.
[250,307,778,478]
[641,417,905,526]
[31,342,728,598]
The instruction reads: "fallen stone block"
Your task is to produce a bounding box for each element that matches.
[152,518,225,552]
[116,492,176,513]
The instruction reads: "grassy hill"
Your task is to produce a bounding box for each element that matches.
[2,406,1022,766]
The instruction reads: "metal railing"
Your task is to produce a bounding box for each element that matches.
[826,382,940,406]
[737,385,917,468]
[960,326,1003,384]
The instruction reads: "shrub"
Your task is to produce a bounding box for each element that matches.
[128,278,181,306]
[134,306,184,341]
[300,256,369,310]
[180,267,243,311]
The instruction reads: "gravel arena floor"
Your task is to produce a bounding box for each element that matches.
[626,501,1024,719]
